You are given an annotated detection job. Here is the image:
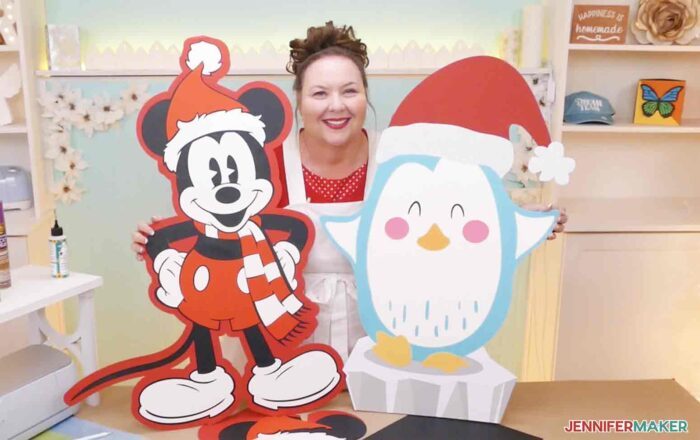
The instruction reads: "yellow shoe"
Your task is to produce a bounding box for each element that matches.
[372,332,412,368]
[422,352,469,373]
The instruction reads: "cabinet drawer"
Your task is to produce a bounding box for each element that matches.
[556,233,700,398]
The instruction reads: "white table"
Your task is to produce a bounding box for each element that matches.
[0,265,103,406]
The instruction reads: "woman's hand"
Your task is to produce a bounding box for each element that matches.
[131,216,162,261]
[522,204,568,240]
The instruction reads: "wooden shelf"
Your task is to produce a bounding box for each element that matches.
[562,120,700,134]
[0,123,28,134]
[0,46,19,53]
[559,197,700,232]
[569,44,700,53]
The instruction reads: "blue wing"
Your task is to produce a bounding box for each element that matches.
[661,86,683,102]
[641,84,659,102]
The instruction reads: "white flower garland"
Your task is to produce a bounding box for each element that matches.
[38,83,150,204]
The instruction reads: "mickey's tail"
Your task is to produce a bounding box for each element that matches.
[64,325,197,405]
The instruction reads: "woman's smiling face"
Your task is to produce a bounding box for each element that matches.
[298,55,368,148]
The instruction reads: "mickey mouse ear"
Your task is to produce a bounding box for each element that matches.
[314,414,367,440]
[217,420,255,439]
[138,99,170,158]
[238,85,292,148]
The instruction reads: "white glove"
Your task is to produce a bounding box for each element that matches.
[273,241,300,290]
[153,249,186,308]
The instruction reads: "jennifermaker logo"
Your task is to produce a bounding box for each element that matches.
[565,419,688,433]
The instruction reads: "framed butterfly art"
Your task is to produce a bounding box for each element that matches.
[634,79,686,126]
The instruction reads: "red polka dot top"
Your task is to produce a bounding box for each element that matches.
[273,144,368,206]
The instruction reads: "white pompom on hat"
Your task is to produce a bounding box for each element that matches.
[162,37,266,172]
[185,41,224,76]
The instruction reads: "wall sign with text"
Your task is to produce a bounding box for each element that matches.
[570,5,630,45]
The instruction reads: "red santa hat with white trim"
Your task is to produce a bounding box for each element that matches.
[163,38,266,172]
[377,56,573,183]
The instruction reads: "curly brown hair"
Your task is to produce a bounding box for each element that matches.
[287,21,369,92]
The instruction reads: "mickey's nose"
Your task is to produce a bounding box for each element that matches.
[215,186,240,203]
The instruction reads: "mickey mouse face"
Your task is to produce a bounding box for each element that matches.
[139,84,290,232]
[179,131,273,232]
[206,411,367,440]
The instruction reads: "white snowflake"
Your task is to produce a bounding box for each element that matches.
[55,149,88,179]
[51,175,84,204]
[528,141,576,185]
[120,82,149,114]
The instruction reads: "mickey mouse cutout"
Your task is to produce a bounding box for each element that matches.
[65,36,343,429]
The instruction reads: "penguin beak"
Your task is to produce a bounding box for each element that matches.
[417,224,450,251]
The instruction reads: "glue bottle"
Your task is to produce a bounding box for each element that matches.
[49,215,69,278]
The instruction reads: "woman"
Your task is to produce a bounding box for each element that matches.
[132,22,567,360]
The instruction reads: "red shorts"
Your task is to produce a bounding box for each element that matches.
[178,249,259,331]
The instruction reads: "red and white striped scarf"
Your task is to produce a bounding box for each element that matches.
[196,217,306,341]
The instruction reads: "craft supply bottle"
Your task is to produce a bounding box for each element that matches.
[0,202,10,289]
[49,216,69,278]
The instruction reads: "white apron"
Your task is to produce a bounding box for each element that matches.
[284,131,377,361]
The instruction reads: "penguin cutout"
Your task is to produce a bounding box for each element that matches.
[64,36,343,430]
[321,56,574,421]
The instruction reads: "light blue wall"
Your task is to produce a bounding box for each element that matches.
[45,0,539,54]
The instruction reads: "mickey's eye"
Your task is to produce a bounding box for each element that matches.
[226,155,237,183]
[209,158,221,186]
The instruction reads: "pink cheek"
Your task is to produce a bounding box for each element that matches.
[463,220,489,243]
[385,217,409,240]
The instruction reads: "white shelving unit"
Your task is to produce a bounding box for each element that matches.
[550,0,700,401]
[0,2,50,256]
[553,0,700,230]
[569,43,700,53]
[0,2,55,382]
[559,197,700,232]
[0,123,28,134]
[562,119,700,134]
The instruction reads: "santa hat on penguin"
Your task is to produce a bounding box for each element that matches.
[377,56,574,185]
